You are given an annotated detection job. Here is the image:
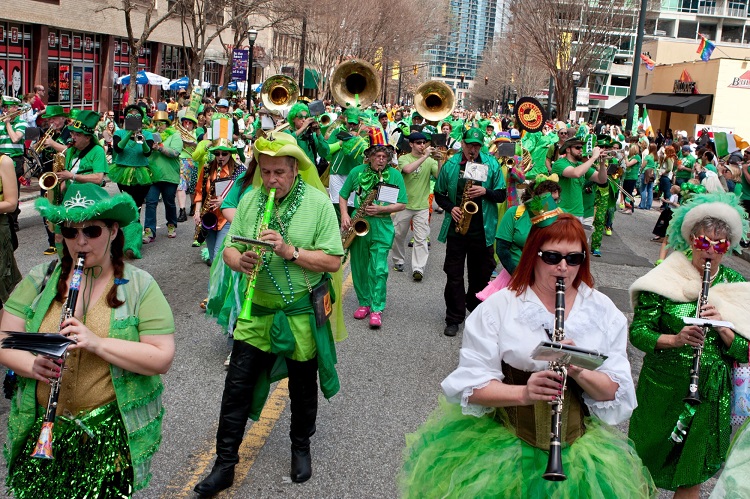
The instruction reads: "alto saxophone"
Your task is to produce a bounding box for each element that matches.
[341,187,378,249]
[194,172,218,243]
[455,179,479,235]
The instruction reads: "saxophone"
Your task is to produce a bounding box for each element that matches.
[455,179,478,235]
[341,187,378,249]
[194,172,218,243]
[237,189,276,321]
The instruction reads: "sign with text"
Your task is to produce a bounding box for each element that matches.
[673,69,698,94]
[231,49,249,81]
[728,70,750,89]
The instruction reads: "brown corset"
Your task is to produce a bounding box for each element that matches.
[498,361,587,450]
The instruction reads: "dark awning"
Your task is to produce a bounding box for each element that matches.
[303,68,320,90]
[602,99,632,116]
[635,93,713,115]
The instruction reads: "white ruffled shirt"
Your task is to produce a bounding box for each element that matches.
[441,283,636,425]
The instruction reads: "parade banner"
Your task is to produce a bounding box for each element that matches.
[231,49,249,81]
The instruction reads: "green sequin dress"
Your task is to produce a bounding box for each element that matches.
[629,264,749,491]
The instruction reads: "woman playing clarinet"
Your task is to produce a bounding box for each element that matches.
[629,191,750,498]
[399,194,655,498]
[0,183,175,497]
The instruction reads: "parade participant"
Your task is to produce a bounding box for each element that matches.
[143,111,182,243]
[551,137,607,222]
[392,133,440,280]
[675,144,696,187]
[176,108,199,222]
[710,419,750,498]
[0,183,175,497]
[194,134,345,496]
[0,153,20,304]
[36,105,70,255]
[620,143,641,213]
[110,104,154,258]
[434,128,506,337]
[0,96,27,236]
[476,180,561,301]
[639,143,657,210]
[340,145,407,328]
[590,139,621,257]
[629,192,750,498]
[400,210,655,498]
[285,102,330,168]
[327,108,368,220]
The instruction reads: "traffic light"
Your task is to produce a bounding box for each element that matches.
[413,64,418,75]
[484,76,488,86]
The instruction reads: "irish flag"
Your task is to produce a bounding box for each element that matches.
[642,106,653,137]
[714,132,749,157]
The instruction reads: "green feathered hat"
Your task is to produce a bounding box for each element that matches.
[36,183,137,226]
[525,192,563,228]
[666,191,749,253]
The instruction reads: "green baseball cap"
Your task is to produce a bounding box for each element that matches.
[463,128,484,145]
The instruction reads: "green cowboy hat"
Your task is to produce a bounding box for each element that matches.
[67,110,101,136]
[525,192,564,228]
[253,132,314,172]
[41,105,68,119]
[36,182,137,226]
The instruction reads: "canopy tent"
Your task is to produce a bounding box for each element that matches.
[219,81,240,92]
[163,77,211,91]
[117,70,169,86]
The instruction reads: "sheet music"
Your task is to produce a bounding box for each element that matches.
[377,183,400,204]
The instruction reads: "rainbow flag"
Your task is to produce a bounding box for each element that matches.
[697,34,716,62]
[640,53,655,71]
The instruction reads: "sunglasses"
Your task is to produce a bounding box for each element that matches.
[215,151,231,157]
[412,141,427,145]
[691,235,730,254]
[537,250,586,266]
[60,225,105,240]
[571,146,583,151]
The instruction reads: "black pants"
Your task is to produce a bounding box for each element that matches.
[443,235,496,325]
[215,341,319,466]
[117,183,152,208]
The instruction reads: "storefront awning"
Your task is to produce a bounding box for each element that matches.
[602,99,632,116]
[303,68,320,90]
[635,93,713,115]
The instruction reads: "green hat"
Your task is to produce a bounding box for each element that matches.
[177,108,198,126]
[41,105,68,119]
[463,128,484,145]
[253,132,314,172]
[69,108,81,120]
[123,104,145,118]
[344,107,361,124]
[596,134,613,147]
[233,108,244,116]
[411,111,423,121]
[36,182,137,226]
[1,95,21,106]
[67,110,101,136]
[525,192,564,228]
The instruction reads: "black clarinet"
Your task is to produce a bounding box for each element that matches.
[31,253,85,459]
[543,277,568,481]
[684,260,711,405]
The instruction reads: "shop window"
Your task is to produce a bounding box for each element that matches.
[677,20,698,39]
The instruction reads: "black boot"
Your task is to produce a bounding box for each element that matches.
[177,208,187,222]
[189,203,196,217]
[194,343,273,496]
[287,357,319,483]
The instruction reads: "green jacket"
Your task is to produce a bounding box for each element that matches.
[149,130,182,184]
[5,263,172,492]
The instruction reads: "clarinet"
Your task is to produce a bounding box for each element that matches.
[238,188,276,321]
[684,260,711,405]
[31,253,86,459]
[543,277,568,481]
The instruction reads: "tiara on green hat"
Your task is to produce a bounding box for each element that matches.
[36,183,137,226]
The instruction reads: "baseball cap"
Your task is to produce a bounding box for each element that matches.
[407,132,427,142]
[682,145,691,152]
[217,99,230,108]
[463,128,484,145]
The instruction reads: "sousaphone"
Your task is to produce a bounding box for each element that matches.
[260,75,299,113]
[414,81,455,122]
[330,59,380,108]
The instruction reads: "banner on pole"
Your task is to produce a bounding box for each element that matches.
[231,49,249,81]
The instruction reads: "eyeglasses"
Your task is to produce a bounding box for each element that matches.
[60,225,105,240]
[297,114,309,119]
[537,250,586,266]
[215,151,231,157]
[571,146,583,151]
[691,235,730,254]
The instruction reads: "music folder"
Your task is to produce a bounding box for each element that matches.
[531,341,607,371]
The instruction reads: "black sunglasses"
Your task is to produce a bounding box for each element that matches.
[537,250,586,266]
[215,151,231,157]
[61,225,105,240]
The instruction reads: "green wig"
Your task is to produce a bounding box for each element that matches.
[287,102,310,126]
[666,191,749,253]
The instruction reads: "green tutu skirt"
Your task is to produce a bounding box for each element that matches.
[399,397,656,499]
[108,165,152,186]
[6,402,133,498]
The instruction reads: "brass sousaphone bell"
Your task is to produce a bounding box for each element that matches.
[260,75,299,113]
[330,59,381,108]
[414,80,456,123]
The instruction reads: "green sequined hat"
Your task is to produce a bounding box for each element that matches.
[524,192,563,228]
[36,183,137,226]
[666,191,749,252]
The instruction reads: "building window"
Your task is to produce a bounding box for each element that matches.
[699,23,717,40]
[47,29,101,110]
[677,20,698,39]
[722,25,744,42]
[0,22,33,100]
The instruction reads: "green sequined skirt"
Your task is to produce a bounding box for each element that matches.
[6,402,133,498]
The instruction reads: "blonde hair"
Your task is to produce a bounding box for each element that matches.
[726,164,740,181]
[628,144,640,157]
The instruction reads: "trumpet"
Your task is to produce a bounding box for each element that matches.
[134,132,144,144]
[1,104,31,123]
[33,127,56,154]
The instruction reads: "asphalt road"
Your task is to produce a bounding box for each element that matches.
[1,190,749,499]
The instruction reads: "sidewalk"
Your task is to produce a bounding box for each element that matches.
[19,179,40,203]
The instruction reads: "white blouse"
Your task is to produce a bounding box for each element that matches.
[441,283,636,425]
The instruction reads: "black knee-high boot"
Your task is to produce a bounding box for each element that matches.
[194,343,273,497]
[287,357,319,483]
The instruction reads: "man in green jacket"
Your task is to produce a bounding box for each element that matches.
[144,111,182,243]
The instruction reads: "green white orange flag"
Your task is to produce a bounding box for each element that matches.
[714,132,749,157]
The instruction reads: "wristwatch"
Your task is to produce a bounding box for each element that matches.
[289,246,300,262]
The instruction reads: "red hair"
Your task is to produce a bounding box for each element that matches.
[508,213,594,295]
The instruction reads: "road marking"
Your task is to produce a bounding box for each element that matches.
[167,264,352,496]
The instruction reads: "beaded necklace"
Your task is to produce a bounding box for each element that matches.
[253,178,306,305]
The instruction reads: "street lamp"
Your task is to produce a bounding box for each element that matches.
[246,28,258,110]
[572,71,581,124]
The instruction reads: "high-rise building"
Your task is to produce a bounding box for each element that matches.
[426,0,499,106]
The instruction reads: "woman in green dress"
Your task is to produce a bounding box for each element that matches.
[629,191,750,498]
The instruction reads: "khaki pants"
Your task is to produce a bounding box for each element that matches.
[392,208,430,272]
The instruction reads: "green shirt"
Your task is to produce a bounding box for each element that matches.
[65,145,109,177]
[496,205,531,271]
[221,171,253,210]
[642,154,656,172]
[675,153,696,179]
[624,154,640,180]
[148,131,182,184]
[741,164,750,201]
[226,179,343,361]
[0,117,26,157]
[397,153,439,210]
[551,157,597,217]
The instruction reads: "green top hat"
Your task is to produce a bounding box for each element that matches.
[36,182,137,226]
[41,105,68,119]
[69,108,81,120]
[67,110,101,136]
[525,192,563,228]
[463,128,484,145]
